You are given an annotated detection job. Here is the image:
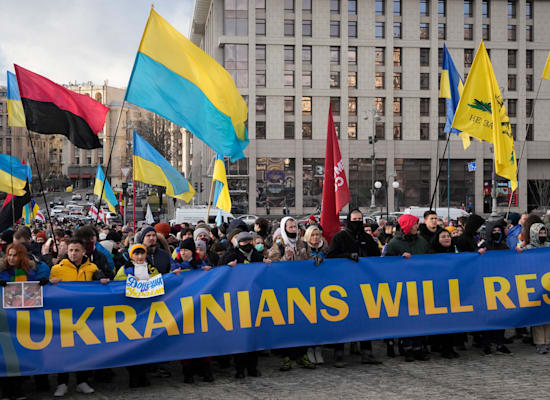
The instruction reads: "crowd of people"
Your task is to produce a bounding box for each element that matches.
[0,208,548,399]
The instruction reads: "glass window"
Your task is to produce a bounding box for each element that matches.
[508,25,516,41]
[284,19,295,36]
[526,26,533,42]
[330,71,340,88]
[527,74,533,91]
[224,44,248,88]
[376,122,385,140]
[256,96,266,114]
[526,99,534,116]
[302,97,312,114]
[256,121,266,139]
[376,22,385,39]
[508,0,516,18]
[348,97,357,116]
[393,72,401,90]
[284,96,294,115]
[256,158,295,207]
[330,46,340,64]
[303,20,312,36]
[348,71,357,88]
[348,123,357,140]
[439,160,475,207]
[302,71,312,88]
[393,123,402,140]
[376,0,385,16]
[464,49,474,68]
[256,0,266,9]
[420,23,429,40]
[375,47,385,66]
[224,0,248,36]
[482,0,489,18]
[256,19,266,35]
[464,0,473,17]
[438,0,446,17]
[395,159,431,207]
[438,23,446,40]
[302,46,312,63]
[438,47,444,67]
[464,24,473,40]
[284,71,295,88]
[330,97,340,115]
[348,0,357,15]
[420,123,430,140]
[508,50,517,68]
[439,123,446,139]
[393,48,401,66]
[482,24,490,41]
[420,0,430,17]
[302,122,312,140]
[508,74,516,91]
[393,22,402,39]
[302,0,312,12]
[285,0,295,12]
[393,97,402,116]
[375,72,385,89]
[526,0,533,19]
[330,21,340,37]
[508,99,517,117]
[256,45,266,62]
[420,73,430,90]
[394,0,401,16]
[526,124,533,141]
[375,97,385,116]
[348,21,357,38]
[420,98,430,116]
[284,45,295,64]
[526,50,533,69]
[256,70,266,87]
[284,122,295,139]
[330,0,340,14]
[303,158,324,206]
[348,46,357,65]
[349,158,387,207]
[420,48,430,67]
[438,98,446,116]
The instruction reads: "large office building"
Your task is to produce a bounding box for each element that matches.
[190,0,550,216]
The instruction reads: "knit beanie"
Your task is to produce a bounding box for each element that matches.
[193,227,210,241]
[138,226,156,244]
[179,238,196,253]
[398,214,419,235]
[155,222,171,237]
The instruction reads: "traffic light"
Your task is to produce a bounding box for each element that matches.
[200,182,204,193]
[194,182,199,192]
[369,136,378,144]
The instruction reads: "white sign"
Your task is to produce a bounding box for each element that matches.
[3,282,43,309]
[125,274,164,298]
[121,167,131,178]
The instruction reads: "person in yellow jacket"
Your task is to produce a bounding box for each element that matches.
[49,238,109,397]
[114,244,160,282]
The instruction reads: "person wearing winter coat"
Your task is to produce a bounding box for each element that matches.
[268,217,308,262]
[418,210,443,245]
[137,226,174,274]
[455,214,486,253]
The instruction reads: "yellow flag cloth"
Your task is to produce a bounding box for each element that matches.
[542,52,550,80]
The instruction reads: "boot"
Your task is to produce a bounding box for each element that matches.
[361,350,382,365]
[386,340,395,358]
[334,349,346,368]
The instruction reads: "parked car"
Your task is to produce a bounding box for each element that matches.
[71,193,82,201]
[403,207,469,220]
[238,214,258,226]
[54,197,64,205]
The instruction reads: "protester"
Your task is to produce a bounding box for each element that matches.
[419,210,443,244]
[74,225,115,278]
[268,217,307,261]
[137,226,174,274]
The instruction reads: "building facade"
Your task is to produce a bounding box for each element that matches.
[190,0,550,216]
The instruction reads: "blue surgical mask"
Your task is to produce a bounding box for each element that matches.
[255,244,264,252]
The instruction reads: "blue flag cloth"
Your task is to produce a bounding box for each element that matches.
[440,44,464,135]
[93,165,118,214]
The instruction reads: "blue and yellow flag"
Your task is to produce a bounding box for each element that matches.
[7,71,26,127]
[22,200,39,225]
[0,155,31,196]
[126,9,249,161]
[440,44,470,149]
[133,131,195,202]
[452,41,517,191]
[212,155,231,213]
[93,165,118,214]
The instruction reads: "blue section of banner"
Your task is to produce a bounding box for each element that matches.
[4,249,550,376]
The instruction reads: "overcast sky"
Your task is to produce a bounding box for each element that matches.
[0,0,195,87]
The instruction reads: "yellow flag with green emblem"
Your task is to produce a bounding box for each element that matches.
[452,41,517,191]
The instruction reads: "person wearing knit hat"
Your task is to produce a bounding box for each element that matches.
[135,225,173,274]
[35,231,47,244]
[172,238,213,272]
[154,222,171,238]
[193,227,210,242]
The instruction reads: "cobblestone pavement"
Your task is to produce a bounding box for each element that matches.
[29,335,550,400]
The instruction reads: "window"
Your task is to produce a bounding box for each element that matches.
[393,97,402,116]
[420,48,430,67]
[348,123,357,140]
[348,0,357,15]
[284,71,295,88]
[302,122,312,140]
[420,23,429,40]
[511,124,516,140]
[256,121,266,139]
[526,99,534,117]
[284,19,295,36]
[464,24,473,40]
[526,50,533,69]
[330,21,340,37]
[393,22,401,39]
[439,123,446,139]
[420,0,430,16]
[256,19,266,35]
[420,98,430,116]
[330,71,340,88]
[508,74,516,91]
[508,50,517,68]
[464,49,474,68]
[303,0,312,11]
[508,0,516,18]
[527,75,533,91]
[302,20,312,36]
[375,47,385,66]
[526,0,533,19]
[375,97,385,116]
[256,45,266,63]
[393,48,401,66]
[438,47,444,67]
[285,0,294,12]
[438,23,446,40]
[526,26,533,42]
[376,122,385,140]
[508,99,517,117]
[302,46,312,64]
[256,0,265,9]
[420,123,430,140]
[302,96,312,115]
[349,159,387,206]
[348,47,357,65]
[224,0,248,36]
[330,97,340,115]
[257,158,295,207]
[284,45,295,64]
[393,123,402,140]
[376,0,385,16]
[393,73,401,90]
[526,124,533,141]
[302,71,312,88]
[284,96,295,115]
[482,24,490,41]
[256,96,266,114]
[482,0,489,18]
[348,21,357,38]
[438,0,446,17]
[395,159,431,207]
[348,72,357,88]
[508,25,516,41]
[420,73,430,90]
[330,46,340,65]
[224,44,248,88]
[256,70,266,87]
[284,122,295,139]
[438,98,446,116]
[376,22,385,39]
[375,72,385,89]
[330,0,340,14]
[464,0,473,18]
[394,0,401,16]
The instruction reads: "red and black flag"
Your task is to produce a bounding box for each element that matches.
[14,64,108,149]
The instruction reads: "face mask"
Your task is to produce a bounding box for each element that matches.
[240,243,253,253]
[254,226,260,233]
[491,232,502,243]
[286,231,297,239]
[276,239,282,245]
[255,244,264,252]
[348,221,363,234]
[540,236,547,244]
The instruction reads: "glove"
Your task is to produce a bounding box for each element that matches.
[38,277,49,286]
[349,253,360,262]
[0,280,6,287]
[313,254,324,266]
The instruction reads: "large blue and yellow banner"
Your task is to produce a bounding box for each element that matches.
[3,249,550,376]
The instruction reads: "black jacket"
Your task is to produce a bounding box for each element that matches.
[484,219,509,251]
[89,248,115,279]
[429,230,458,254]
[418,223,443,245]
[146,245,173,274]
[455,214,485,253]
[220,246,264,265]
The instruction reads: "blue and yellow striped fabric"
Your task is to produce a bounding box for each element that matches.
[0,154,31,196]
[7,71,26,127]
[22,200,39,225]
[133,131,195,202]
[212,155,231,213]
[93,165,118,214]
[126,9,248,161]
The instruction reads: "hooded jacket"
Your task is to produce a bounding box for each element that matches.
[418,223,443,245]
[484,219,509,251]
[429,230,458,254]
[220,245,264,265]
[384,230,430,256]
[327,210,380,259]
[455,214,485,253]
[525,223,550,249]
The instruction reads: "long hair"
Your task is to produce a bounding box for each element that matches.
[3,243,31,274]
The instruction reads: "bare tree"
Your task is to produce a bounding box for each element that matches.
[528,179,550,209]
[132,114,173,161]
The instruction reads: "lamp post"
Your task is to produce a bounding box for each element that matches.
[366,109,381,210]
[375,180,400,220]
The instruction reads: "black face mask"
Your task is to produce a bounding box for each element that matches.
[540,236,547,244]
[491,232,502,243]
[240,243,253,253]
[286,231,297,239]
[348,221,364,234]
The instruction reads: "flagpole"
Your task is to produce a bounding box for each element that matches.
[206,176,216,224]
[9,138,14,226]
[429,133,452,210]
[132,163,136,234]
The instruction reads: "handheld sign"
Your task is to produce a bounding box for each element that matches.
[125,274,165,298]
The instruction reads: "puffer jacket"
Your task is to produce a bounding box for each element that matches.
[384,230,430,256]
[268,238,308,261]
[50,256,104,281]
[0,262,50,282]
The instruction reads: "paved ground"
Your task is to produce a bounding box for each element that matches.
[26,334,550,400]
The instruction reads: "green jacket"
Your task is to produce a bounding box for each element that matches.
[384,231,430,256]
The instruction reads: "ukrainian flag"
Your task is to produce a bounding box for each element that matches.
[7,71,26,127]
[93,165,118,214]
[440,44,470,149]
[22,200,39,225]
[133,131,195,202]
[212,155,231,213]
[0,155,31,196]
[126,9,249,161]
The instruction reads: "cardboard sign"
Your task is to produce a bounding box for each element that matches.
[125,274,165,298]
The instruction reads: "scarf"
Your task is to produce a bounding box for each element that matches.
[133,263,150,280]
[280,216,297,250]
[12,268,27,282]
